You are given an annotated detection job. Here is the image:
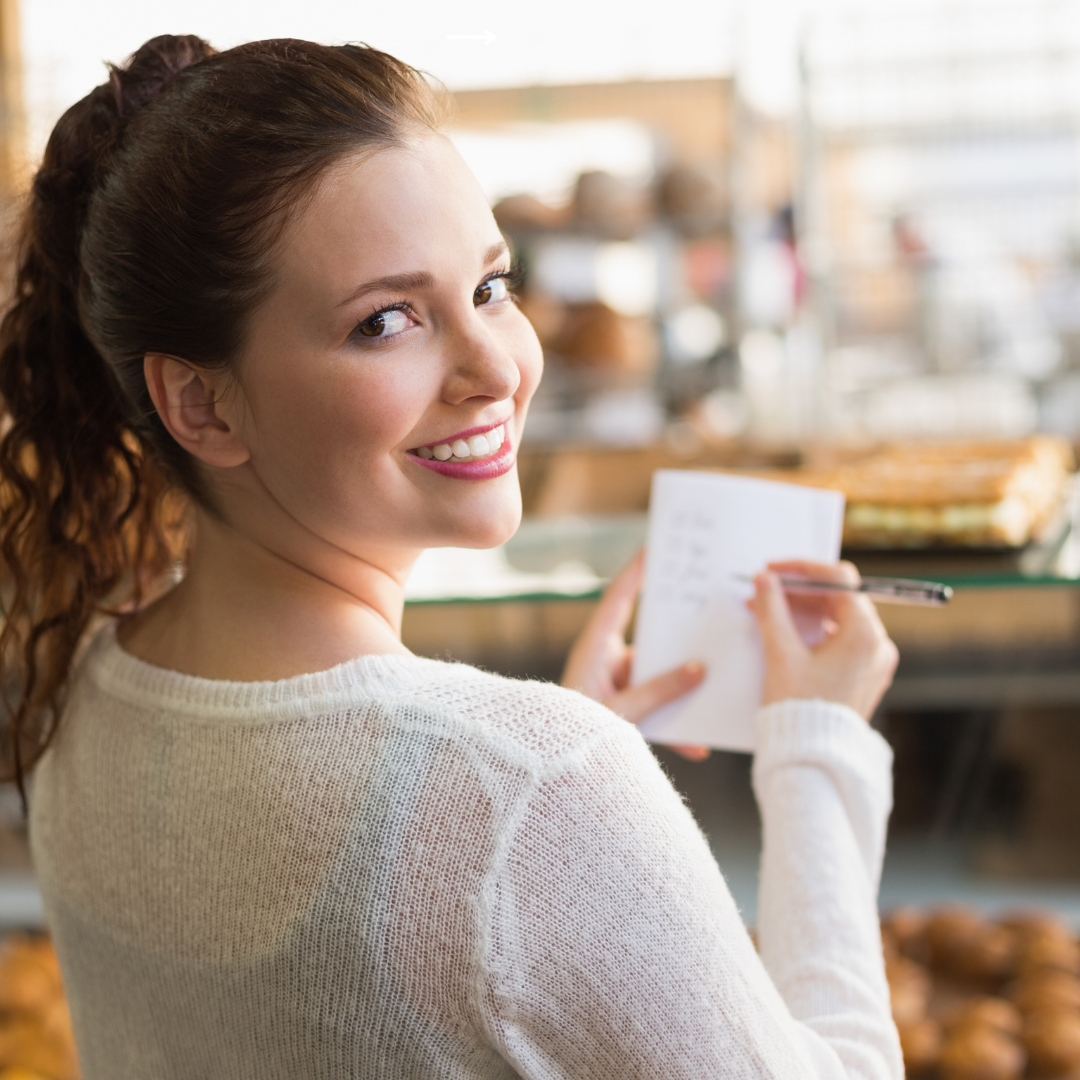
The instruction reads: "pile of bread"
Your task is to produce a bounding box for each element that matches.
[885,906,1080,1078]
[774,436,1075,549]
[0,934,78,1080]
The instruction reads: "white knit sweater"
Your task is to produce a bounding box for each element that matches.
[29,623,902,1080]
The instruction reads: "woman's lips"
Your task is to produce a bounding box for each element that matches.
[410,422,507,462]
[407,436,516,480]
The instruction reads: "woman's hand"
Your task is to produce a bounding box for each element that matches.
[562,552,709,760]
[749,560,899,720]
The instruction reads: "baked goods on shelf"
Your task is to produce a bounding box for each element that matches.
[769,437,1075,549]
[938,1024,1026,1080]
[551,301,660,375]
[0,935,77,1080]
[491,193,569,233]
[883,905,1080,1079]
[571,170,652,240]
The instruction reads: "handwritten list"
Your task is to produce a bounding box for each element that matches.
[633,471,845,752]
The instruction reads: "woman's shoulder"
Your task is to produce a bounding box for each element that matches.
[398,658,635,766]
[77,622,633,767]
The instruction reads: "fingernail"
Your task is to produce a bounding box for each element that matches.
[684,660,705,679]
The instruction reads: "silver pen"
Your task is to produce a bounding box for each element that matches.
[734,573,953,606]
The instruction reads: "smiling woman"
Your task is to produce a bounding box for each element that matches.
[0,32,902,1080]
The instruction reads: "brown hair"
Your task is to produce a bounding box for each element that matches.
[0,34,443,796]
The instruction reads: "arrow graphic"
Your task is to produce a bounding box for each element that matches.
[447,29,496,45]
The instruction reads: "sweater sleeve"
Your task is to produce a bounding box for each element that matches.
[753,700,902,1080]
[477,699,902,1080]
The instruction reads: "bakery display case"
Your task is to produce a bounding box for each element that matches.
[403,436,1080,708]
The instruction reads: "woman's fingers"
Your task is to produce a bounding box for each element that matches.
[750,571,803,660]
[752,559,899,717]
[583,549,644,645]
[765,558,867,625]
[562,553,713,758]
[767,558,860,585]
[562,551,646,699]
[608,660,705,726]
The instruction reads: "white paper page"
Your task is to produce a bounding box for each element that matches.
[633,470,845,753]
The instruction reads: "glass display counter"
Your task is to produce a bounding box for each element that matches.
[404,508,1080,606]
[401,510,1080,712]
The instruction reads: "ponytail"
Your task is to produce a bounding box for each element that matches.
[0,37,209,797]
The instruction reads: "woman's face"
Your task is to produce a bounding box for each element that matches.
[230,133,542,558]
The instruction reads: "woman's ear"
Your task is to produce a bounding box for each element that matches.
[143,353,251,468]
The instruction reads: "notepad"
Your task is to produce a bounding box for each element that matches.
[633,470,846,752]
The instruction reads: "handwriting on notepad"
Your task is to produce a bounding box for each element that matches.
[632,470,846,752]
[654,509,719,610]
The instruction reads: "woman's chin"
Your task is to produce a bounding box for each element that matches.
[442,492,522,550]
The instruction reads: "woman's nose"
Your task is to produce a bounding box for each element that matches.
[441,315,521,405]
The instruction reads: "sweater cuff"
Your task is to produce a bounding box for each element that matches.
[752,698,893,792]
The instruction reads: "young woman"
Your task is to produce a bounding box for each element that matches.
[0,35,901,1079]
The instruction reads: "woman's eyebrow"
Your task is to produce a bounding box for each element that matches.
[336,242,510,309]
[337,271,434,308]
[484,240,510,266]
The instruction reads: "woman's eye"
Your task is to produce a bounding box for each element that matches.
[356,308,412,339]
[474,276,510,306]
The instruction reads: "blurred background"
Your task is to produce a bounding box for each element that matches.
[6,2,1080,1074]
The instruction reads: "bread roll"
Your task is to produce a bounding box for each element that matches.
[945,997,1023,1039]
[0,1017,78,1080]
[999,911,1070,941]
[883,907,930,964]
[887,956,931,1025]
[1017,927,1080,977]
[939,1025,1025,1080]
[953,925,1018,983]
[1022,1007,1080,1075]
[927,907,985,973]
[1009,971,1080,1013]
[898,1017,942,1074]
[0,946,61,1015]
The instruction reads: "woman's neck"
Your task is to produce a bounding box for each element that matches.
[119,506,416,681]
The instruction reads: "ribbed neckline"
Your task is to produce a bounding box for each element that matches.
[84,621,461,725]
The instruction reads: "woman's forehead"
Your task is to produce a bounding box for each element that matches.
[283,136,500,280]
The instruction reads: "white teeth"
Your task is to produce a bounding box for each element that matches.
[417,424,508,462]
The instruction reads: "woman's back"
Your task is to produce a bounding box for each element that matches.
[31,625,899,1080]
[33,627,560,1078]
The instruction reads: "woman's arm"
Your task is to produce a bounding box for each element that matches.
[477,709,902,1079]
[754,699,900,1078]
[528,556,902,1077]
